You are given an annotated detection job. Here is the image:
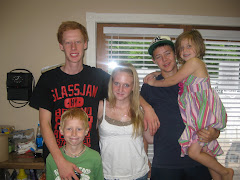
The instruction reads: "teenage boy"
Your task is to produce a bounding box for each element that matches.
[46,108,104,179]
[30,21,159,180]
[141,36,220,180]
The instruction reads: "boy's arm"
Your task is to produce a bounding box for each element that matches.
[143,128,153,144]
[39,108,80,180]
[140,96,160,136]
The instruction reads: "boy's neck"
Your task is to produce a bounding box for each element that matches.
[64,143,85,158]
[161,67,178,79]
[61,63,84,75]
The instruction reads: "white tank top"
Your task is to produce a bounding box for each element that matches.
[98,99,149,180]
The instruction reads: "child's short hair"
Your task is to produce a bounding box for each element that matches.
[57,21,89,44]
[175,29,205,64]
[60,108,89,130]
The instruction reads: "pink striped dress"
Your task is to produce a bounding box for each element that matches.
[178,75,227,157]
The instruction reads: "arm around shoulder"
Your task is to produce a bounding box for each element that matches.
[140,96,160,136]
[39,108,64,167]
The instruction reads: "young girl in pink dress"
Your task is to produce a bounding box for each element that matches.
[146,30,234,180]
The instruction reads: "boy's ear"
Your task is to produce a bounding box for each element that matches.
[84,41,88,50]
[59,126,64,136]
[85,128,89,136]
[152,58,156,64]
[59,43,64,51]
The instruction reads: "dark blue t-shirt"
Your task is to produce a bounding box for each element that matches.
[141,74,203,169]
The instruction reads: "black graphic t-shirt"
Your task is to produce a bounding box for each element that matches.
[30,65,110,160]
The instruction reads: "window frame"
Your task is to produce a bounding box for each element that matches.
[86,12,240,67]
[96,23,240,71]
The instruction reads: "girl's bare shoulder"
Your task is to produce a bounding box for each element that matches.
[189,57,203,63]
[190,58,208,77]
[187,57,205,67]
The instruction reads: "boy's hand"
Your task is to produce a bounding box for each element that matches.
[197,126,220,143]
[143,105,160,135]
[58,158,82,180]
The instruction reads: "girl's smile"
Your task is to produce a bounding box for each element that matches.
[180,39,197,61]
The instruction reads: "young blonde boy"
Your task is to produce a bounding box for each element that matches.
[46,108,104,180]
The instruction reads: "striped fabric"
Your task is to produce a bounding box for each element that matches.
[178,75,227,157]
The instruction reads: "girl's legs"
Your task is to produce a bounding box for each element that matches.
[200,146,221,180]
[188,142,234,180]
[208,168,221,180]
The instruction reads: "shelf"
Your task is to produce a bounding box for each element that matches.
[0,152,44,169]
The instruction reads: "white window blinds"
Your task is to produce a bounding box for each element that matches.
[103,26,240,178]
[104,27,183,83]
[199,29,240,176]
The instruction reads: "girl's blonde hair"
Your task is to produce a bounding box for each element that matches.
[175,29,205,64]
[108,62,144,137]
[60,108,89,130]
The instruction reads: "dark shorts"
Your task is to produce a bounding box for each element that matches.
[150,166,212,180]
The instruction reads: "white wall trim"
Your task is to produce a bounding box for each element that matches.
[86,12,240,67]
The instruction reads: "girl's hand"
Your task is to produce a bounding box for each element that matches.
[143,71,161,83]
[147,78,157,86]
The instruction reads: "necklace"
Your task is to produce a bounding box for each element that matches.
[63,145,86,158]
[112,106,131,122]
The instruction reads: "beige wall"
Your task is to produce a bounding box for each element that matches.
[1,0,240,133]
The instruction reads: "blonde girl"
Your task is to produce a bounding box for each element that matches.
[98,62,149,180]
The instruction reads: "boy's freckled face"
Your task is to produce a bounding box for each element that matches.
[152,45,177,73]
[60,118,89,147]
[59,29,88,64]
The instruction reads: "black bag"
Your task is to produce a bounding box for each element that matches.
[7,69,34,101]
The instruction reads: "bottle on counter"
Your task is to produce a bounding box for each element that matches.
[17,169,27,180]
[29,169,38,180]
[36,123,43,150]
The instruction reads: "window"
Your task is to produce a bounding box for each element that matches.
[97,23,240,178]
